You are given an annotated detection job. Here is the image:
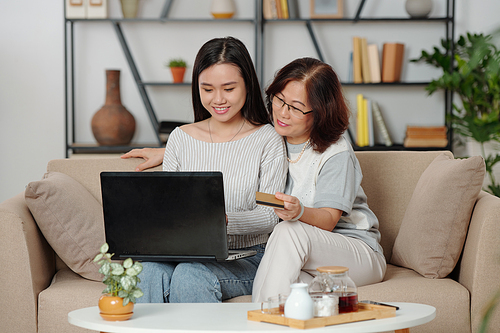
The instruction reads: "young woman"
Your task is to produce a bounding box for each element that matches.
[123,56,386,302]
[251,57,386,302]
[129,36,287,303]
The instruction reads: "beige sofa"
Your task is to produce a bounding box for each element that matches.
[1,151,499,332]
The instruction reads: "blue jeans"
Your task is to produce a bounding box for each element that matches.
[137,244,265,303]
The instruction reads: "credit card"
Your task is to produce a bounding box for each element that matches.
[256,192,285,210]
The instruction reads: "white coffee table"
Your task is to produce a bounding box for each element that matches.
[68,302,435,333]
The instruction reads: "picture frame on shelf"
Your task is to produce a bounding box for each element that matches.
[310,0,343,19]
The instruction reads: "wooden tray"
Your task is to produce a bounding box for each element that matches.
[247,302,396,329]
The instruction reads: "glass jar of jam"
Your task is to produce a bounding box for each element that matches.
[308,266,358,313]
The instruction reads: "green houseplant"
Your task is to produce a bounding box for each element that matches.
[94,243,144,306]
[166,58,187,83]
[412,32,500,196]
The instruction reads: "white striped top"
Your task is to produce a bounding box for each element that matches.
[163,124,288,249]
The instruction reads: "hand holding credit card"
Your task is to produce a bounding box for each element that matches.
[256,192,285,210]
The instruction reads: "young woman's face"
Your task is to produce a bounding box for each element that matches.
[272,80,314,144]
[198,63,247,123]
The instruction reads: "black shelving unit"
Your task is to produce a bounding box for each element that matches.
[64,0,261,157]
[65,0,454,156]
[260,0,455,151]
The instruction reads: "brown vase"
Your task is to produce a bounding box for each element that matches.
[91,70,136,146]
[170,67,186,83]
[98,295,134,321]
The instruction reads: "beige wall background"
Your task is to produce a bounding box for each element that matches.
[1,0,500,203]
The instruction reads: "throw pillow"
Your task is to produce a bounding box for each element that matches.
[25,172,105,281]
[390,153,485,278]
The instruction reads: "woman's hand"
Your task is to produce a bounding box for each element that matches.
[273,192,302,221]
[273,192,342,231]
[121,148,165,171]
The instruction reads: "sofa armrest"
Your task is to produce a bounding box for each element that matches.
[0,192,56,332]
[458,191,500,332]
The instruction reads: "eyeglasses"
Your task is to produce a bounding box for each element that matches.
[271,95,313,119]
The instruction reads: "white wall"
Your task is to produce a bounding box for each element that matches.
[1,0,500,203]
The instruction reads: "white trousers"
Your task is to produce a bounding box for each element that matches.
[252,221,387,302]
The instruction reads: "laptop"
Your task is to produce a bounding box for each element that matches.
[100,171,257,262]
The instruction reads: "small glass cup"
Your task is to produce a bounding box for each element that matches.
[311,294,338,317]
[261,294,287,316]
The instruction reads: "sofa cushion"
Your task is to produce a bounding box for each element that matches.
[358,265,470,333]
[390,153,485,278]
[38,269,104,333]
[25,172,105,281]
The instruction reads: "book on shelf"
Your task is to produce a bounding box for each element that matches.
[403,137,449,147]
[403,125,448,147]
[372,101,392,146]
[367,44,381,83]
[382,43,405,83]
[263,0,274,19]
[275,0,282,18]
[348,52,353,83]
[406,125,447,137]
[366,99,374,146]
[351,37,383,84]
[263,0,297,19]
[354,94,393,147]
[360,38,372,83]
[287,0,299,19]
[356,94,365,146]
[355,94,372,147]
[280,0,289,19]
[352,37,363,84]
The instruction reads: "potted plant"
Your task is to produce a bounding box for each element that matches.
[412,32,500,196]
[166,58,187,83]
[93,243,143,321]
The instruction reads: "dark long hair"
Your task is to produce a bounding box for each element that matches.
[191,37,269,125]
[265,57,350,153]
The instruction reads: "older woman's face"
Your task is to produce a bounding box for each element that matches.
[272,80,314,144]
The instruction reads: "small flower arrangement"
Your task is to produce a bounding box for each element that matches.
[165,58,187,68]
[93,243,144,306]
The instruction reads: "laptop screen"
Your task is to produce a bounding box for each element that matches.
[100,171,228,261]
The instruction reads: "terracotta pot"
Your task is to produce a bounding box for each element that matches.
[91,70,136,145]
[170,67,186,83]
[98,295,134,321]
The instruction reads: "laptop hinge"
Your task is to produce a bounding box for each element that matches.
[121,254,217,262]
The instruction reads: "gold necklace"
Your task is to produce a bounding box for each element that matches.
[287,138,310,163]
[208,118,246,143]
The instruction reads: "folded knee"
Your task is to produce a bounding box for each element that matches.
[170,263,222,302]
[269,221,311,248]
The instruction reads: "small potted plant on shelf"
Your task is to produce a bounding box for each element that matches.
[166,58,187,83]
[94,243,144,321]
[412,32,500,196]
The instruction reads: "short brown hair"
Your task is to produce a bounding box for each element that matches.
[265,57,350,153]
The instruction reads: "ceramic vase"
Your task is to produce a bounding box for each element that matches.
[170,67,186,83]
[210,0,235,19]
[284,283,314,320]
[91,70,136,146]
[120,0,139,18]
[98,295,134,321]
[405,0,433,18]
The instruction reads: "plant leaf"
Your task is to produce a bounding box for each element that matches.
[121,276,135,291]
[123,258,133,269]
[110,263,124,276]
[100,243,109,254]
